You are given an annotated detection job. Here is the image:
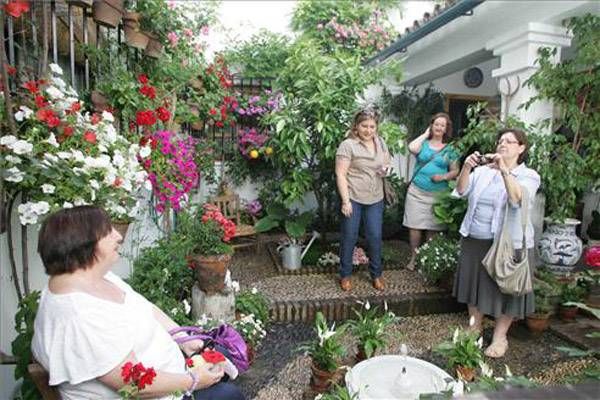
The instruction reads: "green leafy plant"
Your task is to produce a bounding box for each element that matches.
[415,234,460,284]
[11,291,41,400]
[235,289,270,326]
[224,29,291,77]
[174,205,235,256]
[347,300,399,358]
[434,326,484,370]
[433,183,468,237]
[317,383,358,400]
[560,281,587,305]
[254,203,313,243]
[466,363,538,393]
[300,312,346,372]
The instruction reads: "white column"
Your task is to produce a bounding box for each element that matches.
[486,22,572,130]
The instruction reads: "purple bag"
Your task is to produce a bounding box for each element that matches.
[170,324,249,374]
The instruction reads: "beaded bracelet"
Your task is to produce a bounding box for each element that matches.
[184,370,199,398]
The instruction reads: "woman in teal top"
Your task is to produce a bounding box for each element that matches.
[403,113,459,270]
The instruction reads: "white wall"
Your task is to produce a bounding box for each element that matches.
[425,58,500,97]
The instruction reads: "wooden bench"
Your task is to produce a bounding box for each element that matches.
[28,362,61,400]
[209,193,261,250]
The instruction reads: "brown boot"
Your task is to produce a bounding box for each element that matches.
[373,277,385,291]
[340,277,352,291]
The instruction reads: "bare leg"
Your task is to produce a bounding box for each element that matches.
[485,314,512,358]
[407,228,422,270]
[425,230,438,241]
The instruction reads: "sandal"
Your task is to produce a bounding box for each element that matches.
[484,338,509,358]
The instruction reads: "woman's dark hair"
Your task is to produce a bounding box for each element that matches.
[38,206,113,275]
[348,106,379,139]
[428,112,453,143]
[496,127,528,163]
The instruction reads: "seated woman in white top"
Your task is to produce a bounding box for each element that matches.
[31,206,245,400]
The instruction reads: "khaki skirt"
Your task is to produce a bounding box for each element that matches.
[403,184,445,231]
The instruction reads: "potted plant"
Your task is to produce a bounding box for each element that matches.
[525,273,560,335]
[559,281,587,320]
[299,312,346,393]
[255,203,314,270]
[176,204,236,295]
[231,313,266,365]
[434,323,484,382]
[235,288,270,326]
[415,233,460,291]
[122,11,150,50]
[583,249,600,308]
[92,0,124,28]
[347,300,399,362]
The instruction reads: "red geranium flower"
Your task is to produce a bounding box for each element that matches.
[46,115,61,128]
[63,126,74,137]
[201,349,226,364]
[70,101,81,113]
[156,106,171,122]
[585,246,600,269]
[121,362,134,384]
[83,131,97,144]
[139,85,156,99]
[35,95,49,108]
[185,358,194,368]
[137,368,156,390]
[36,108,54,122]
[90,113,102,125]
[209,108,217,116]
[215,121,224,128]
[113,177,123,187]
[136,110,157,126]
[137,74,149,85]
[5,64,17,76]
[23,80,38,94]
[4,1,30,18]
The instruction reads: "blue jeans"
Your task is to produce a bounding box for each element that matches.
[339,199,384,279]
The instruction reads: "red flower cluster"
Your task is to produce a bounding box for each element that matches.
[201,204,236,242]
[136,110,157,126]
[121,361,157,391]
[36,109,60,128]
[139,84,156,99]
[201,349,226,364]
[4,1,29,18]
[585,246,600,269]
[156,106,171,122]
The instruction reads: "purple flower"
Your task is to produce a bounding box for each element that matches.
[246,199,262,217]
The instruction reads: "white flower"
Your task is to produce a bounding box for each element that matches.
[31,201,50,215]
[73,198,87,206]
[14,106,34,121]
[112,152,125,168]
[10,140,33,155]
[45,133,59,148]
[45,86,64,100]
[5,155,21,164]
[251,287,258,295]
[0,135,17,146]
[452,328,459,344]
[504,365,513,377]
[41,184,55,194]
[57,151,72,159]
[479,361,493,378]
[384,300,388,311]
[5,167,25,182]
[231,280,240,293]
[49,63,63,75]
[139,146,152,158]
[314,395,323,400]
[170,307,178,315]
[476,337,483,348]
[102,110,115,123]
[183,299,191,315]
[71,150,85,162]
[63,201,74,209]
[364,300,371,310]
[469,316,475,327]
[51,76,67,89]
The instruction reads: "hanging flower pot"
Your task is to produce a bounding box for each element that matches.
[144,33,164,58]
[92,0,124,28]
[123,11,149,50]
[112,221,130,241]
[90,90,108,112]
[188,253,232,294]
[189,105,204,130]
[67,0,94,7]
[310,362,335,393]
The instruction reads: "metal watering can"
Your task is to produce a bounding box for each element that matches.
[277,231,321,270]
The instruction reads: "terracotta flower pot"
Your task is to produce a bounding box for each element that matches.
[526,313,551,335]
[112,221,130,241]
[92,0,124,28]
[559,305,578,320]
[355,345,367,363]
[455,365,476,382]
[123,12,149,50]
[67,0,94,7]
[91,90,108,112]
[310,362,335,393]
[188,253,232,294]
[144,33,163,58]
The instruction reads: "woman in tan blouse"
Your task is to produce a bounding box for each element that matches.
[335,108,391,292]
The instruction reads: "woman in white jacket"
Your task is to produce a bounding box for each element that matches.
[453,128,540,358]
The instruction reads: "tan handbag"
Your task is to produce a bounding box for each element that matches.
[482,187,533,296]
[382,178,398,206]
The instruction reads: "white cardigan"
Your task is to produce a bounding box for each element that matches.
[452,164,541,249]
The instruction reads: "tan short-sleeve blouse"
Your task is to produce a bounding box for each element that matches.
[336,136,388,205]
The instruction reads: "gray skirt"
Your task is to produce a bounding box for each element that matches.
[403,185,446,231]
[453,236,535,319]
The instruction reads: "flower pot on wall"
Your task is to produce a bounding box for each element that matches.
[188,253,232,294]
[112,221,130,240]
[91,90,108,112]
[67,0,94,7]
[92,0,124,28]
[144,33,163,58]
[123,12,149,50]
[538,218,583,274]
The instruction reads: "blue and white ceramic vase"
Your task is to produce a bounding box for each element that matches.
[538,218,583,273]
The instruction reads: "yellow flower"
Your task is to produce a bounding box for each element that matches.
[249,149,259,159]
[264,146,273,155]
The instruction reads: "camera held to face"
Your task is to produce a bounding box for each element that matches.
[478,154,494,166]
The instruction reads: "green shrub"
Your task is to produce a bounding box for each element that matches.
[235,289,270,326]
[415,234,459,284]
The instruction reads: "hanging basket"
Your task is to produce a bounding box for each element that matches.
[123,12,149,50]
[188,253,232,294]
[92,0,124,28]
[144,34,164,58]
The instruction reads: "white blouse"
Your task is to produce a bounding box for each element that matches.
[31,272,185,400]
[452,164,541,249]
